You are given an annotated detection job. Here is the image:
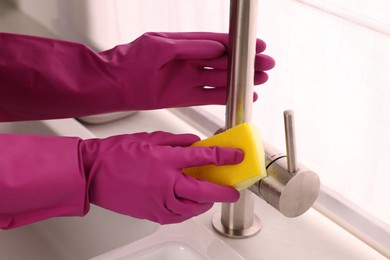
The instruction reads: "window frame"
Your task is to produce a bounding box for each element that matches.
[295,0,390,35]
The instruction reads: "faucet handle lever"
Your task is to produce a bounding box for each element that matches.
[249,110,320,217]
[284,110,298,173]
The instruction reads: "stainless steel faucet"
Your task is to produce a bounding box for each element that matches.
[212,0,321,238]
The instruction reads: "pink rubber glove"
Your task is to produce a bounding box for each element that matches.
[0,132,242,229]
[82,132,242,224]
[0,32,275,121]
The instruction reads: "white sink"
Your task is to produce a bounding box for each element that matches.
[91,220,244,260]
[0,205,158,260]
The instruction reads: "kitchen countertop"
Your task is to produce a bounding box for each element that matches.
[38,108,386,259]
[79,109,386,260]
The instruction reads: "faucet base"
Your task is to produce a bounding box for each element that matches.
[212,212,261,239]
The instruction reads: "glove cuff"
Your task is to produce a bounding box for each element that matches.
[0,134,88,229]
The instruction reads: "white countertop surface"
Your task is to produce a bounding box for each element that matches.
[79,109,386,260]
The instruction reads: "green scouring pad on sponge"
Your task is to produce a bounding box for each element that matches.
[183,122,267,190]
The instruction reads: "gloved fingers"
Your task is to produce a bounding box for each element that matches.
[253,92,259,102]
[147,32,229,48]
[195,69,268,88]
[149,132,200,146]
[174,145,244,169]
[175,174,240,203]
[147,32,267,53]
[172,39,226,61]
[255,38,267,53]
[145,33,225,61]
[131,131,200,146]
[191,56,227,70]
[197,69,228,88]
[188,88,258,105]
[165,195,213,220]
[254,71,269,85]
[186,87,227,106]
[189,55,273,89]
[191,52,274,72]
[255,53,276,71]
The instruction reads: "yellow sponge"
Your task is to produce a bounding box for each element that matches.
[183,123,267,190]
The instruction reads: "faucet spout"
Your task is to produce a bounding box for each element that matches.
[213,0,321,238]
[212,0,261,238]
